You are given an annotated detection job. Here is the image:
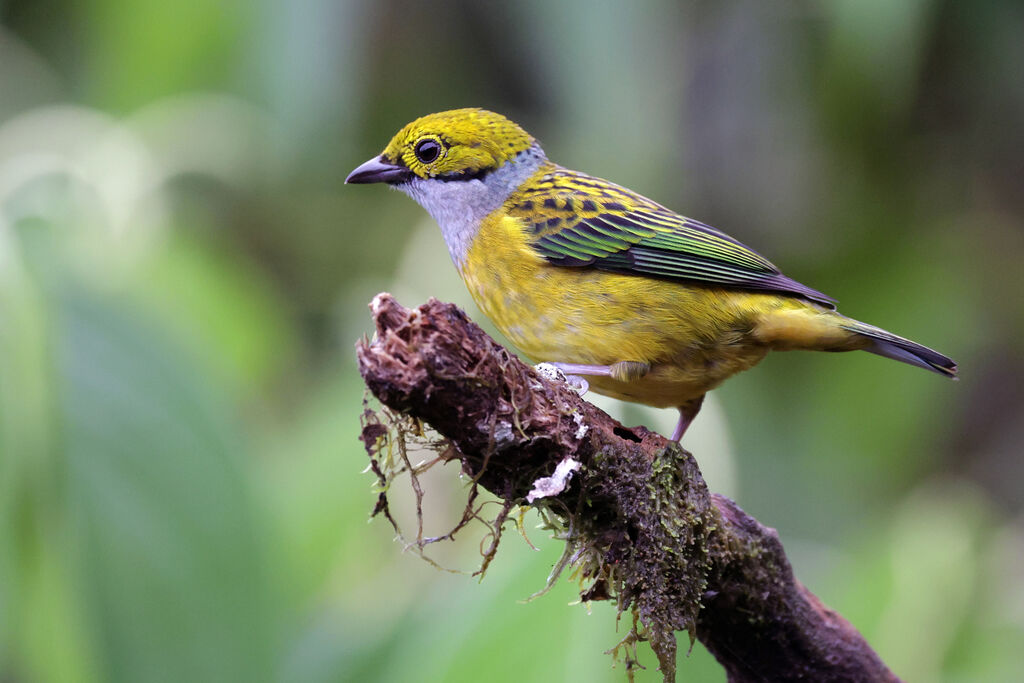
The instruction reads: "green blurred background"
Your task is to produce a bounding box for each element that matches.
[1,1,1022,681]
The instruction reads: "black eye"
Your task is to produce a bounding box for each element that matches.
[414,139,441,163]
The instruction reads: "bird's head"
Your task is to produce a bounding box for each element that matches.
[346,109,548,267]
[346,108,538,185]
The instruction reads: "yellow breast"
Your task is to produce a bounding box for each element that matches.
[458,211,791,408]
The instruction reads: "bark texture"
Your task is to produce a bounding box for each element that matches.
[356,293,900,683]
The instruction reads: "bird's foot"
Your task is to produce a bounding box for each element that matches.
[533,363,593,396]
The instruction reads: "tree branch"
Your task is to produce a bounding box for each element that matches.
[356,293,900,683]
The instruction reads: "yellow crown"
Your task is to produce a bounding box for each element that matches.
[380,108,537,180]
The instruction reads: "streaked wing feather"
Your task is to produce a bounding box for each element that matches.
[522,169,836,307]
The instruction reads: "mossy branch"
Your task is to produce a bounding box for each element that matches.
[356,293,900,683]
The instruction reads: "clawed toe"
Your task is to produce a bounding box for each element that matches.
[533,363,590,396]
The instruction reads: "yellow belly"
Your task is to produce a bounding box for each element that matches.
[458,213,805,408]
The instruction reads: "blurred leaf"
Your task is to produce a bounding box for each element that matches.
[825,480,998,682]
[81,0,250,111]
[58,288,276,683]
[0,225,99,682]
[138,231,298,399]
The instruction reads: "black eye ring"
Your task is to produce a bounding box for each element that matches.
[414,138,442,164]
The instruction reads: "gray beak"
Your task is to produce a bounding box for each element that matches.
[345,156,413,184]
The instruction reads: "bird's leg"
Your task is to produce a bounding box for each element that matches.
[671,395,706,442]
[536,360,647,397]
[545,361,651,380]
[535,361,651,397]
[544,362,615,377]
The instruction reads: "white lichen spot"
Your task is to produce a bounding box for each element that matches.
[526,457,581,503]
[572,411,589,440]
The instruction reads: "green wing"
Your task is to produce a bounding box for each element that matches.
[515,168,836,307]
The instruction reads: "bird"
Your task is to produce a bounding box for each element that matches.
[346,108,957,441]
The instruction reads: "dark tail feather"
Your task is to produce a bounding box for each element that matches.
[841,321,958,379]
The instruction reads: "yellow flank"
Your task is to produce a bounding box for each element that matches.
[752,307,869,351]
[459,192,853,408]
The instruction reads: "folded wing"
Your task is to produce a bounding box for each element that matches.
[520,171,836,308]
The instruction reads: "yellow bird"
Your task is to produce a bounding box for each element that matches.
[347,108,957,440]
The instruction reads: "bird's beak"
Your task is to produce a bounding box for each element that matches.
[345,156,412,184]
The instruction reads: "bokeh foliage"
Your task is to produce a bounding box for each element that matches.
[0,1,1022,681]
